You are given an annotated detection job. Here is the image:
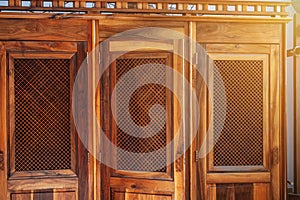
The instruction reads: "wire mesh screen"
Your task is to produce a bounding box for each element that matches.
[213,60,264,166]
[115,57,168,172]
[14,59,72,171]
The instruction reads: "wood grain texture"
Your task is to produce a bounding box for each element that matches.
[269,45,280,200]
[197,23,282,44]
[253,183,270,200]
[216,184,253,200]
[11,191,76,200]
[99,19,187,40]
[3,41,87,200]
[11,193,32,200]
[0,42,7,200]
[0,19,88,41]
[33,192,54,200]
[76,42,89,200]
[8,178,78,191]
[112,191,172,200]
[280,23,287,200]
[207,173,271,184]
[5,41,77,52]
[203,43,282,199]
[110,177,175,194]
[216,184,235,200]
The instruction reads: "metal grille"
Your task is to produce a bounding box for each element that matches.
[115,57,168,172]
[14,59,71,171]
[213,60,264,166]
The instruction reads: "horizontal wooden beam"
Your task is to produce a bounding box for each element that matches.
[0,0,291,18]
[207,172,271,183]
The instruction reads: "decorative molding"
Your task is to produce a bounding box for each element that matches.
[0,0,290,17]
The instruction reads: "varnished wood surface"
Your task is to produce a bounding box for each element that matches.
[0,19,88,41]
[0,41,89,200]
[99,19,187,41]
[269,44,280,200]
[0,14,287,200]
[253,183,270,200]
[8,178,78,191]
[197,23,282,44]
[11,190,76,200]
[203,42,282,200]
[215,184,253,200]
[5,41,77,52]
[0,42,7,200]
[207,173,271,184]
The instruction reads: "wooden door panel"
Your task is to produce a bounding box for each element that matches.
[101,49,182,199]
[0,41,88,200]
[208,183,270,200]
[199,44,280,200]
[11,191,76,200]
[207,54,270,172]
[112,191,172,200]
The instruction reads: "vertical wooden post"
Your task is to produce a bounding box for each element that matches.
[88,19,100,200]
[294,13,300,194]
[0,42,7,200]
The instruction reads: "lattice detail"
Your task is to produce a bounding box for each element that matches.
[213,60,264,167]
[14,59,71,171]
[115,57,168,172]
[0,0,289,17]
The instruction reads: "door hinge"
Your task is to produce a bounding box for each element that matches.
[195,150,199,162]
[272,147,279,165]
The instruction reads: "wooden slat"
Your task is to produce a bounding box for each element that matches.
[280,22,287,200]
[15,0,21,7]
[125,193,172,200]
[110,178,175,193]
[76,42,89,200]
[30,0,36,7]
[9,0,15,6]
[207,173,271,183]
[0,19,88,41]
[109,41,173,52]
[205,44,271,54]
[8,178,78,191]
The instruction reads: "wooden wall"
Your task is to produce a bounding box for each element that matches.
[0,15,288,200]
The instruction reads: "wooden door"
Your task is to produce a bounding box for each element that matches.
[100,41,185,199]
[197,44,281,200]
[0,41,89,200]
